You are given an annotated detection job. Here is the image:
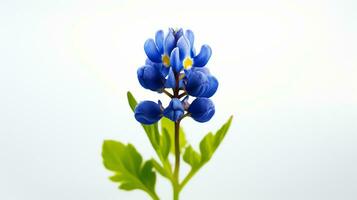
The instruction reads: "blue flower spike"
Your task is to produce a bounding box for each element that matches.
[137,28,219,123]
[103,28,233,200]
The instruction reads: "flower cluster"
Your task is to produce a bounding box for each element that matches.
[134,28,218,124]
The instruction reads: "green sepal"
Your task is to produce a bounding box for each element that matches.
[102,140,159,199]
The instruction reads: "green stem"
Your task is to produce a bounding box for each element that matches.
[172,71,181,200]
[148,190,160,200]
[179,169,198,191]
[173,121,181,200]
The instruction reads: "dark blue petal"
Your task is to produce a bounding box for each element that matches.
[165,68,176,88]
[170,47,183,73]
[177,36,191,60]
[174,28,183,41]
[137,65,165,91]
[193,45,212,67]
[163,98,184,122]
[188,98,215,123]
[135,101,163,124]
[144,39,162,63]
[202,75,218,98]
[155,30,164,54]
[191,66,210,75]
[185,70,209,97]
[164,29,176,55]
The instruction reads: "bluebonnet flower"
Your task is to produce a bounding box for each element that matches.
[144,29,176,68]
[188,98,215,122]
[134,28,218,124]
[170,30,212,73]
[185,67,218,97]
[134,100,163,124]
[137,64,165,91]
[163,98,185,122]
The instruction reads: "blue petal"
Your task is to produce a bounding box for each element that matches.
[135,101,163,124]
[177,36,191,60]
[137,65,165,91]
[146,59,169,77]
[144,39,161,63]
[185,29,194,49]
[170,47,183,73]
[193,45,212,67]
[174,28,183,41]
[164,29,176,55]
[163,98,184,122]
[165,68,176,88]
[202,75,218,98]
[185,70,209,97]
[188,98,215,123]
[155,30,164,54]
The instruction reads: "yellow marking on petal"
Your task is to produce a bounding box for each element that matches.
[183,57,193,69]
[162,54,170,67]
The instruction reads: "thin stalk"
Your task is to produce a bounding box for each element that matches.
[163,89,174,98]
[172,72,181,200]
[173,121,180,179]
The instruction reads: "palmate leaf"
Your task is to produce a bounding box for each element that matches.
[102,140,159,200]
[183,116,233,170]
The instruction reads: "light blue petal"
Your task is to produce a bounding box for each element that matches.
[193,45,212,67]
[165,68,176,88]
[185,29,194,48]
[177,36,191,60]
[174,28,183,40]
[164,29,176,55]
[155,30,164,54]
[144,39,161,63]
[170,47,183,73]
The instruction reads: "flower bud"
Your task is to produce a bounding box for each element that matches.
[134,101,163,124]
[188,98,215,122]
[163,98,185,122]
[185,68,218,98]
[137,65,165,91]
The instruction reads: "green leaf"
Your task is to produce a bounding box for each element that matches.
[102,140,159,199]
[127,91,160,151]
[183,145,201,170]
[183,116,233,170]
[160,128,171,160]
[127,91,137,112]
[151,159,169,178]
[160,117,187,154]
[200,116,233,164]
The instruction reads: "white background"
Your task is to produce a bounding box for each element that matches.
[1,0,356,199]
